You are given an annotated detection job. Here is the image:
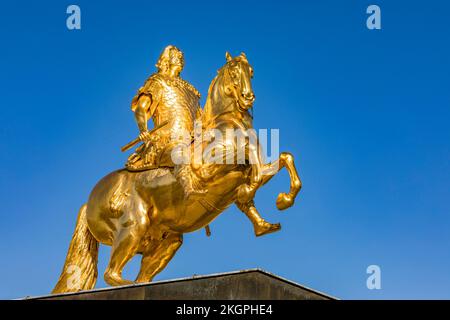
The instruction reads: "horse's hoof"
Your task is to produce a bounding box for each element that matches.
[254,222,281,237]
[104,271,135,287]
[276,193,294,210]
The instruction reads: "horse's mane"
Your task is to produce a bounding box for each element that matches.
[202,67,224,126]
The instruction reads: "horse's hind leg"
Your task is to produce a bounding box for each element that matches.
[104,203,150,286]
[104,230,139,286]
[135,232,183,283]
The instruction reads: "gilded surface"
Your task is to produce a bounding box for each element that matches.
[127,45,201,172]
[52,46,302,293]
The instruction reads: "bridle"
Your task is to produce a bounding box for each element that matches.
[222,61,254,117]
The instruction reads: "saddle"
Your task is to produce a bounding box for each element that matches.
[125,134,194,172]
[126,141,172,172]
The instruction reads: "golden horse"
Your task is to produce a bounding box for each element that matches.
[52,52,301,293]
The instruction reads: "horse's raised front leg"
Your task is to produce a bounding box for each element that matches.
[135,232,183,283]
[261,152,302,210]
[236,200,281,236]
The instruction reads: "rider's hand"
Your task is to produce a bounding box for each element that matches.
[139,131,151,141]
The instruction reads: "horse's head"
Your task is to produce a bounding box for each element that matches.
[203,52,255,125]
[223,52,255,112]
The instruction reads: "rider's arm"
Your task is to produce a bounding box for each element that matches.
[134,94,152,133]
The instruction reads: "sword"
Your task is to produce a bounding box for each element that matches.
[121,120,169,152]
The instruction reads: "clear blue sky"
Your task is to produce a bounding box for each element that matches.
[0,1,449,299]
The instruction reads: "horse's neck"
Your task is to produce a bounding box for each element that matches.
[203,74,229,125]
[202,74,253,130]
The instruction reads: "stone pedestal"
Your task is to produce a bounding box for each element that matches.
[28,269,334,300]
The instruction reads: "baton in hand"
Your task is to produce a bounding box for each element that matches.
[121,120,169,152]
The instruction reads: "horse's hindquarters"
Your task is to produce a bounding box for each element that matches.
[85,169,138,245]
[83,166,246,242]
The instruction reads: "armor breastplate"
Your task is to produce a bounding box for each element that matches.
[150,75,200,140]
[126,73,200,171]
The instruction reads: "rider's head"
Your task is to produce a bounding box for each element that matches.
[156,45,184,77]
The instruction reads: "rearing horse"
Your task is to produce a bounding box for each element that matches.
[52,52,301,293]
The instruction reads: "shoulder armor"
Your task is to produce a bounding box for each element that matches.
[131,74,163,111]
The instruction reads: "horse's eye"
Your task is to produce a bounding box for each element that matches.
[248,67,253,77]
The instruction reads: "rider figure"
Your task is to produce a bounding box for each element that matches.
[126,45,205,198]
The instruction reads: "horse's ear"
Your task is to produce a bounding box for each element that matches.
[225,51,232,62]
[240,52,247,59]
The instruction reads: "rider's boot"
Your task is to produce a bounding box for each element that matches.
[237,201,281,237]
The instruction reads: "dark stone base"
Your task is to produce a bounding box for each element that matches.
[29,269,335,300]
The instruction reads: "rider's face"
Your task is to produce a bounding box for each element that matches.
[170,51,184,75]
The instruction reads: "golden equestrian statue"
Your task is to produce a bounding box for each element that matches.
[52,46,302,293]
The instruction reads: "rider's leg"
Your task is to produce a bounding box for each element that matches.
[170,139,206,199]
[235,200,281,237]
[237,140,264,203]
[237,165,261,203]
[135,232,183,283]
[174,163,206,199]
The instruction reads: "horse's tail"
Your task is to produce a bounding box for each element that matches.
[52,204,99,294]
